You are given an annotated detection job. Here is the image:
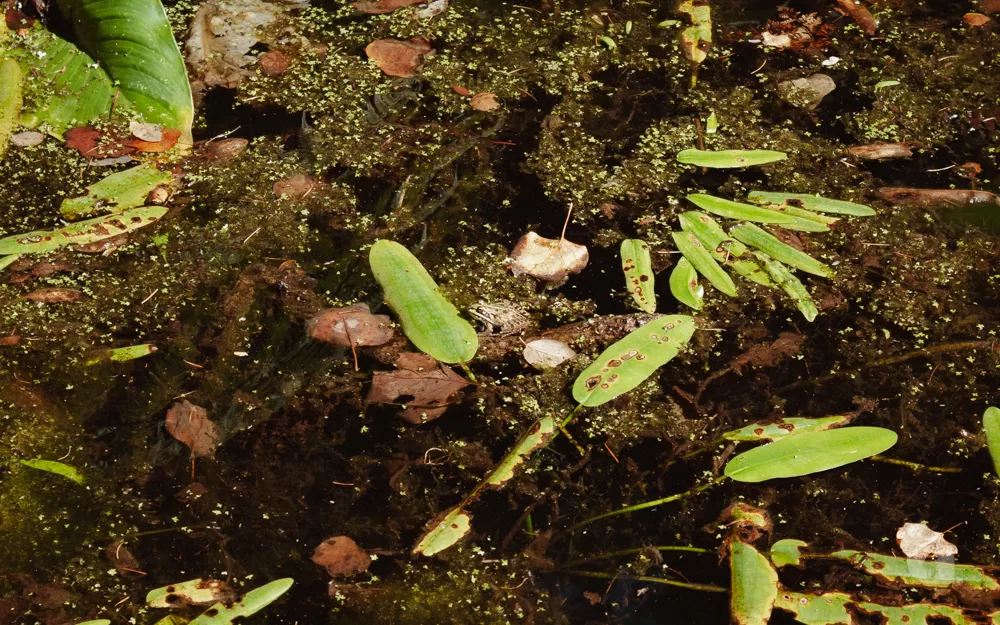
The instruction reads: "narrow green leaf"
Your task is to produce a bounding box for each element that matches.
[755,253,818,321]
[732,223,833,278]
[620,239,656,313]
[188,579,294,625]
[86,343,157,366]
[724,416,853,441]
[56,0,194,143]
[830,550,1000,590]
[21,458,85,484]
[730,542,778,625]
[686,194,797,225]
[369,240,478,364]
[769,539,808,568]
[705,111,718,133]
[0,206,168,255]
[0,254,20,271]
[723,427,898,483]
[678,211,774,288]
[413,506,473,557]
[672,231,737,296]
[151,617,189,625]
[677,149,786,168]
[485,417,555,486]
[75,621,112,625]
[61,164,173,219]
[747,191,877,217]
[669,257,702,310]
[984,407,1000,478]
[572,315,695,407]
[0,59,21,158]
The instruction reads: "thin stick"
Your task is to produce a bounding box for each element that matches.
[560,202,574,242]
[562,569,726,593]
[567,476,726,533]
[565,545,712,568]
[869,455,962,474]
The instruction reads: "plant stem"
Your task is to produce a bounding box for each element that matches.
[565,545,712,568]
[459,361,476,382]
[567,476,726,533]
[870,455,962,473]
[562,569,726,593]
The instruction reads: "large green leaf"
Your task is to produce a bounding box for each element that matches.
[984,407,1000,478]
[0,59,21,157]
[730,542,778,625]
[723,427,898,483]
[0,206,167,255]
[686,194,797,225]
[56,0,194,143]
[572,315,695,407]
[369,240,478,364]
[830,550,1000,590]
[187,579,293,625]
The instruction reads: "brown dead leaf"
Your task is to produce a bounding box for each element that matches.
[65,126,135,159]
[307,304,394,347]
[508,231,589,285]
[896,522,958,560]
[202,138,249,161]
[5,9,36,30]
[22,287,86,303]
[964,12,992,27]
[835,0,875,35]
[365,37,433,78]
[844,142,913,160]
[366,352,470,424]
[104,539,142,575]
[470,92,500,112]
[877,187,1000,208]
[0,335,21,346]
[258,50,290,76]
[123,127,181,153]
[165,400,220,458]
[311,536,371,577]
[452,84,471,96]
[273,173,322,199]
[353,0,424,14]
[129,121,164,143]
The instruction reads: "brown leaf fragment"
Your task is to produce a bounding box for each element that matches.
[366,352,470,424]
[311,536,371,577]
[835,0,876,35]
[508,231,589,285]
[202,138,248,161]
[165,400,220,458]
[306,303,394,347]
[876,187,1000,208]
[353,0,424,14]
[365,37,433,78]
[470,92,500,112]
[22,287,85,303]
[964,12,992,27]
[273,173,322,199]
[0,335,21,346]
[258,50,290,76]
[123,127,181,153]
[65,126,135,159]
[844,142,913,160]
[896,522,958,560]
[104,539,142,575]
[129,121,164,143]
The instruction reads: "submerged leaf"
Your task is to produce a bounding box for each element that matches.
[724,415,853,441]
[896,523,958,560]
[369,240,478,364]
[984,407,1000,478]
[0,59,21,158]
[572,315,695,407]
[677,149,787,168]
[365,37,433,77]
[20,458,85,484]
[672,230,737,296]
[669,257,703,310]
[620,239,656,313]
[311,536,371,578]
[306,303,395,348]
[730,542,778,625]
[413,506,473,557]
[366,352,470,424]
[0,206,167,255]
[186,579,294,625]
[60,163,173,219]
[724,427,898,483]
[164,400,219,458]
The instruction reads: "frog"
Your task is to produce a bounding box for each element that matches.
[468,300,531,336]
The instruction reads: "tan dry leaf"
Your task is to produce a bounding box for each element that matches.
[964,12,992,27]
[202,138,249,162]
[896,522,958,560]
[311,536,371,577]
[129,121,164,143]
[306,303,394,347]
[353,0,424,13]
[165,400,220,458]
[508,231,589,285]
[366,352,469,424]
[523,339,576,370]
[470,92,500,112]
[365,37,433,78]
[21,288,86,304]
[258,49,289,76]
[273,173,322,199]
[844,142,913,160]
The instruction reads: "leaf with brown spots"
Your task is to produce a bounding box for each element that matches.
[306,303,394,347]
[164,400,220,458]
[365,37,433,78]
[21,287,86,303]
[366,352,469,424]
[311,536,371,577]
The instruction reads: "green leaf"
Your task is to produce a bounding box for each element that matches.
[669,257,703,310]
[369,240,478,364]
[672,231,737,296]
[572,315,695,407]
[773,591,853,625]
[620,239,656,313]
[677,211,774,287]
[1,23,132,137]
[187,579,294,625]
[731,223,834,278]
[0,206,168,255]
[747,191,877,217]
[829,550,1000,590]
[146,579,230,607]
[769,539,808,568]
[75,621,112,625]
[151,617,189,625]
[413,506,473,557]
[485,417,556,486]
[0,254,19,271]
[677,149,786,168]
[724,416,853,441]
[755,252,818,321]
[20,458,85,484]
[984,407,1000,478]
[723,427,898,483]
[686,194,797,225]
[56,0,194,143]
[677,0,711,66]
[86,343,157,366]
[730,542,778,625]
[0,59,21,158]
[61,164,173,219]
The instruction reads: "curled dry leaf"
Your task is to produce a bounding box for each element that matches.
[835,0,876,35]
[365,37,433,78]
[845,142,913,160]
[273,173,322,199]
[470,92,500,112]
[258,49,289,76]
[353,0,424,13]
[165,400,220,458]
[522,339,576,370]
[306,303,394,347]
[876,187,1000,208]
[311,536,371,578]
[508,231,589,285]
[22,287,86,303]
[366,352,470,424]
[896,522,958,560]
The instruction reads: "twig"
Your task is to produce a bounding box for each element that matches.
[869,455,962,474]
[561,569,726,593]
